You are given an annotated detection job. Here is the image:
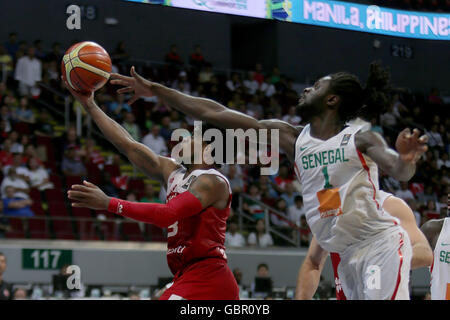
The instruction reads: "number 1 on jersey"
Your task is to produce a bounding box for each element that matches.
[322,166,333,189]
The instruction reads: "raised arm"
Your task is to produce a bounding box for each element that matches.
[110,67,301,159]
[62,78,178,184]
[295,236,329,300]
[355,128,428,181]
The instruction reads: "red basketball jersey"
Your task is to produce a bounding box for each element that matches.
[165,167,232,276]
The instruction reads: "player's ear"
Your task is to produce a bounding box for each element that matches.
[326,94,340,110]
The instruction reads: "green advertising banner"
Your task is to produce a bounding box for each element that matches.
[22,249,73,270]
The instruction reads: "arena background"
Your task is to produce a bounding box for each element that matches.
[0,0,448,300]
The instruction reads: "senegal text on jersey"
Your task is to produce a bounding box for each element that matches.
[301,148,349,170]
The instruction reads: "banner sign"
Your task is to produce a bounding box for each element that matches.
[125,0,450,40]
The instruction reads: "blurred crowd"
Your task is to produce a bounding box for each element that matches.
[0,33,448,250]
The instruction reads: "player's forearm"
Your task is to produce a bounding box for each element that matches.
[295,262,321,300]
[107,191,203,228]
[390,154,416,181]
[83,99,135,154]
[411,242,433,269]
[151,83,261,130]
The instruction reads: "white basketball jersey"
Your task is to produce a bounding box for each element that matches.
[294,123,399,253]
[430,218,450,300]
[166,166,232,202]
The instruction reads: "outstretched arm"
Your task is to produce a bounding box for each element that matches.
[383,196,433,269]
[355,128,428,181]
[295,236,329,300]
[110,67,301,159]
[68,176,229,228]
[62,78,178,184]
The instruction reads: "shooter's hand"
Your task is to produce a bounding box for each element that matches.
[68,180,110,211]
[395,128,428,165]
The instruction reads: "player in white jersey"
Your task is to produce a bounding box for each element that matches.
[421,214,450,300]
[294,190,433,300]
[111,63,428,299]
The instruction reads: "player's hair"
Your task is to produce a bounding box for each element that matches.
[257,263,269,271]
[329,62,392,123]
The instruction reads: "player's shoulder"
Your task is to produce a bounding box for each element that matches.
[192,173,229,192]
[421,218,444,240]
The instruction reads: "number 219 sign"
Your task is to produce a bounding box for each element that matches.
[22,249,72,270]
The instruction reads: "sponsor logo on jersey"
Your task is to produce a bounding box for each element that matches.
[301,148,349,170]
[182,175,197,189]
[340,134,352,146]
[117,203,123,214]
[167,245,186,255]
[166,191,180,202]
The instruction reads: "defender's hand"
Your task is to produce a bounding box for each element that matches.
[395,128,428,164]
[110,66,153,105]
[68,181,110,210]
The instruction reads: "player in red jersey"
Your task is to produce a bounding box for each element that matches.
[63,79,239,300]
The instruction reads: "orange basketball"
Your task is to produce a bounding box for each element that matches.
[61,41,112,93]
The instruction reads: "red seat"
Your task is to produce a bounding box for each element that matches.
[76,220,99,240]
[104,164,120,177]
[86,163,102,186]
[122,221,144,241]
[31,202,46,216]
[52,218,75,239]
[14,122,31,135]
[28,217,50,239]
[49,174,63,189]
[128,179,145,192]
[48,202,69,217]
[29,188,41,202]
[99,220,119,241]
[71,207,92,218]
[45,188,65,203]
[65,176,83,189]
[5,217,26,238]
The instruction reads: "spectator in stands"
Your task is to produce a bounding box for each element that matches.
[395,182,415,202]
[380,104,398,128]
[100,172,119,198]
[0,138,13,166]
[280,182,300,207]
[108,94,131,121]
[437,152,450,170]
[258,175,278,199]
[45,42,63,64]
[282,106,302,126]
[270,198,290,229]
[226,73,242,93]
[225,222,246,248]
[1,105,12,133]
[2,153,28,181]
[165,44,183,67]
[34,109,55,137]
[0,45,13,82]
[423,200,440,221]
[61,126,81,152]
[428,88,443,105]
[189,44,205,69]
[4,33,18,58]
[419,185,438,204]
[1,168,30,199]
[13,288,28,300]
[198,63,214,84]
[2,186,33,217]
[272,165,293,193]
[79,138,105,169]
[242,184,265,220]
[140,184,161,203]
[246,95,264,119]
[259,77,276,98]
[27,157,54,191]
[250,263,273,299]
[427,124,444,148]
[111,41,130,66]
[9,131,23,154]
[142,124,168,156]
[406,199,422,227]
[61,145,86,177]
[0,252,11,300]
[159,116,172,141]
[247,219,274,248]
[122,112,140,142]
[288,195,305,227]
[253,63,264,85]
[14,47,42,97]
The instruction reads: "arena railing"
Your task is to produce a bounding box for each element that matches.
[237,193,301,247]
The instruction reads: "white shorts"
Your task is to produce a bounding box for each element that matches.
[338,225,412,300]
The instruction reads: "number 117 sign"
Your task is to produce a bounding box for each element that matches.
[22,249,73,270]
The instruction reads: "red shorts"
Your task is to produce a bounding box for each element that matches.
[159,258,239,300]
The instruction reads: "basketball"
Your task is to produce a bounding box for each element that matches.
[61,41,112,93]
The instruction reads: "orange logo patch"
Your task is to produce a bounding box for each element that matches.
[317,188,343,218]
